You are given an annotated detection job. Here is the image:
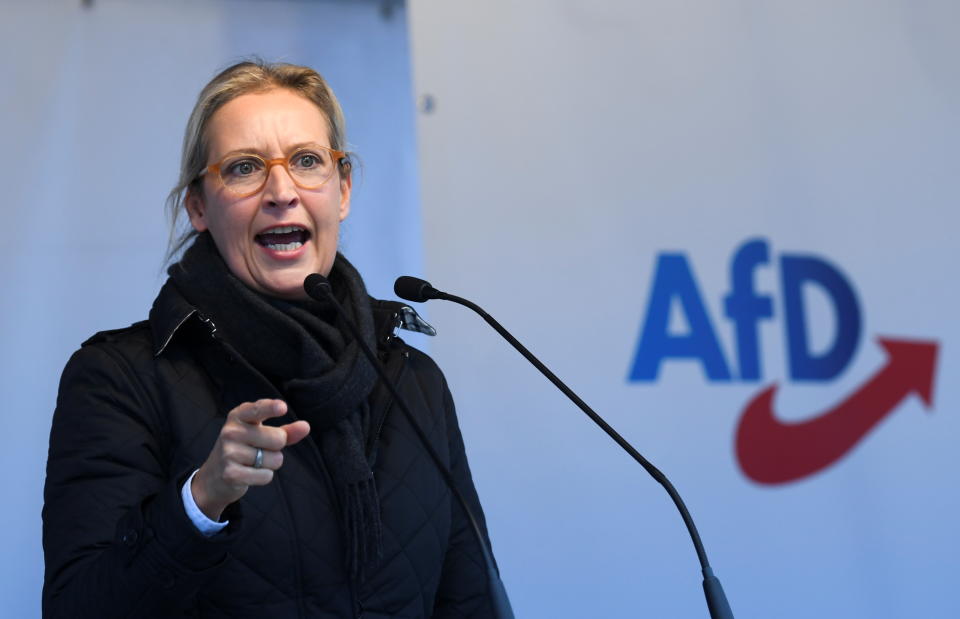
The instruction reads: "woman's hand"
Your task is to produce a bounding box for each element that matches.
[191,399,310,521]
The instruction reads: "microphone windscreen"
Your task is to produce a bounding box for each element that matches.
[394,276,436,302]
[303,273,332,300]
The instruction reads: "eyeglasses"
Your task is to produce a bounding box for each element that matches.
[198,144,346,198]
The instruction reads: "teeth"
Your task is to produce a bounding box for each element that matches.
[265,225,305,234]
[265,242,304,251]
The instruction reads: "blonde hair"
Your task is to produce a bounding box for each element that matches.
[165,59,351,260]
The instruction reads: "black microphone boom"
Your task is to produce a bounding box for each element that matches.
[394,275,735,619]
[304,274,515,619]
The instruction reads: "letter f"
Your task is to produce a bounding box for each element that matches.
[724,239,773,380]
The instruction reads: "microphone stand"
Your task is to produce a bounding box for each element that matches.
[395,277,734,619]
[304,274,515,619]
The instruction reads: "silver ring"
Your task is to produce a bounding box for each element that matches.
[253,447,264,469]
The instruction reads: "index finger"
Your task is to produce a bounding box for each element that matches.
[232,399,287,425]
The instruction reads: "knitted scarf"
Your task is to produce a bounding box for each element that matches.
[169,232,382,578]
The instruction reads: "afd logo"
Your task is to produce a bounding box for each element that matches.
[628,238,939,485]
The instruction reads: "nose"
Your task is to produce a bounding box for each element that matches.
[261,162,299,208]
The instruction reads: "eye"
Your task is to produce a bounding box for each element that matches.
[292,150,326,170]
[224,157,263,177]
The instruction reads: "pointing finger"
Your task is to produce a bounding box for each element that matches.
[232,399,287,425]
[282,420,311,446]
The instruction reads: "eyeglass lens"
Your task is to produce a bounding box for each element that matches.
[219,147,337,194]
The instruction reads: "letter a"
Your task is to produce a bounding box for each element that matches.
[629,253,731,382]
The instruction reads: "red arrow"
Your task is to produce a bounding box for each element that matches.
[735,337,939,485]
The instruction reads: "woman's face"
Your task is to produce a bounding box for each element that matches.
[186,89,351,299]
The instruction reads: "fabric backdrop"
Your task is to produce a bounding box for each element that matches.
[409,1,958,617]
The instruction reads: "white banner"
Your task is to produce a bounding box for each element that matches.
[410,1,958,617]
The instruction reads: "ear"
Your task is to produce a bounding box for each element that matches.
[338,173,352,222]
[185,188,208,232]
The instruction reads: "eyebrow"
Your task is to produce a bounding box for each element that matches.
[216,142,333,159]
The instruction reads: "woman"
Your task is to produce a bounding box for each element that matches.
[43,60,500,618]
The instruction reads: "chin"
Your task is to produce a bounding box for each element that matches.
[257,271,313,300]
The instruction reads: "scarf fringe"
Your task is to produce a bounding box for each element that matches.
[345,478,383,578]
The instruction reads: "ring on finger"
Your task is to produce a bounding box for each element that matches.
[253,447,264,469]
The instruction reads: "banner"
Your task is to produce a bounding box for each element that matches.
[410,1,958,616]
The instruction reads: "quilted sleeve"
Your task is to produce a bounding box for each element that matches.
[42,342,238,619]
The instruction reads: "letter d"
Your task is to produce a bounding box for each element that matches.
[780,254,861,381]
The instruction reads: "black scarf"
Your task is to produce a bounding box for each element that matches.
[170,232,382,578]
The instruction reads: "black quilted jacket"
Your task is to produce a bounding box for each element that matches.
[43,280,498,618]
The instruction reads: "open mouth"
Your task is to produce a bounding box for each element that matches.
[255,225,311,251]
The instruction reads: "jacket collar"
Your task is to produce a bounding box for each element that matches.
[149,279,198,356]
[149,278,435,357]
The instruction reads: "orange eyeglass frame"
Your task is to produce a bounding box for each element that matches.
[198,145,347,198]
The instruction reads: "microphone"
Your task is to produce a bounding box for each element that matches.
[304,274,515,619]
[393,276,441,302]
[394,276,735,619]
[303,273,333,299]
